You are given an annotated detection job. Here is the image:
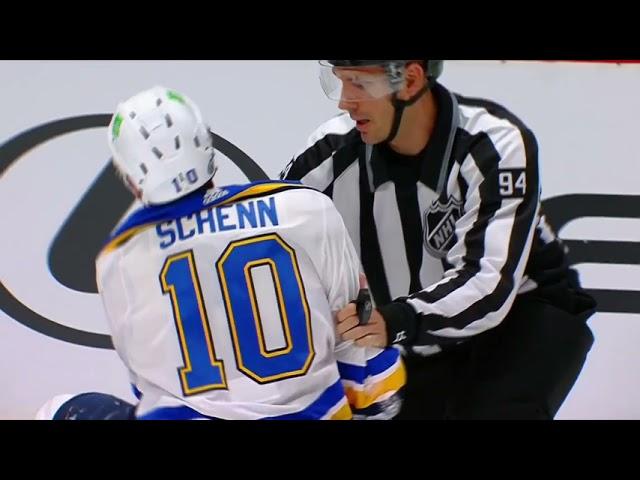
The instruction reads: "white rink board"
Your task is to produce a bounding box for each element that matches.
[1,60,638,419]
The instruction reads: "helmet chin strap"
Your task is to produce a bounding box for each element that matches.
[384,76,435,144]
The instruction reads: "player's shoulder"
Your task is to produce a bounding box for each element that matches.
[269,181,334,210]
[216,180,326,204]
[258,181,339,229]
[207,180,332,221]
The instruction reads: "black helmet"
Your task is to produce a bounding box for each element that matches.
[326,60,443,83]
[322,60,444,143]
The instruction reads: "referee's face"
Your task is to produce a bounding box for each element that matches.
[332,66,397,145]
[338,93,395,145]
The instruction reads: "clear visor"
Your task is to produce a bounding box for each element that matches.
[318,61,405,102]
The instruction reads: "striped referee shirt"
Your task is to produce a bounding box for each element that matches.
[280,82,571,354]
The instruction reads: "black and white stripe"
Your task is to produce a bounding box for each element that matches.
[282,82,567,350]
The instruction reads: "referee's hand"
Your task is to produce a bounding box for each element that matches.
[336,306,388,348]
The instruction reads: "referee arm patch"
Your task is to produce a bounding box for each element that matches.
[497,168,527,198]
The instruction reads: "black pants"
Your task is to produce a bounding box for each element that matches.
[395,290,596,420]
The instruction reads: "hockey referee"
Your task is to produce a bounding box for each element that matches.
[280,60,596,419]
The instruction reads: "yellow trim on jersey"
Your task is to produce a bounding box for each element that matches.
[343,361,406,410]
[99,182,312,257]
[221,182,307,206]
[329,401,354,420]
[100,225,152,257]
[160,251,228,395]
[217,233,314,383]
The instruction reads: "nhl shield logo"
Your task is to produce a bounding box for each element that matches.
[423,197,463,257]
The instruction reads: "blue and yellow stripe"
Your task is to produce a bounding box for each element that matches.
[137,378,351,420]
[99,180,313,256]
[338,349,406,410]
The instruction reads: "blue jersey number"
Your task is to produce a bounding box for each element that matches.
[160,234,314,395]
[160,251,227,395]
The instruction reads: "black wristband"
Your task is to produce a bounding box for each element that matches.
[378,301,418,346]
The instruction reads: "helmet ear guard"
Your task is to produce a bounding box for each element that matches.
[108,86,216,205]
[424,60,444,80]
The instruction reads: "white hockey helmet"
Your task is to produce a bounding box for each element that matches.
[108,86,217,205]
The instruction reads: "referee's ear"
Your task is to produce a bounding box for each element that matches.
[400,62,427,100]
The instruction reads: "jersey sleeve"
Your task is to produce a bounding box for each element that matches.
[384,124,541,348]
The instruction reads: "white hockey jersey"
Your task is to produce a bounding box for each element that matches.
[96,180,405,419]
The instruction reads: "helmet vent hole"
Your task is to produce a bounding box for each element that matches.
[139,163,148,175]
[129,111,136,119]
[165,114,173,128]
[139,126,150,140]
[174,136,181,150]
[194,136,200,148]
[156,98,162,106]
[151,147,163,159]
